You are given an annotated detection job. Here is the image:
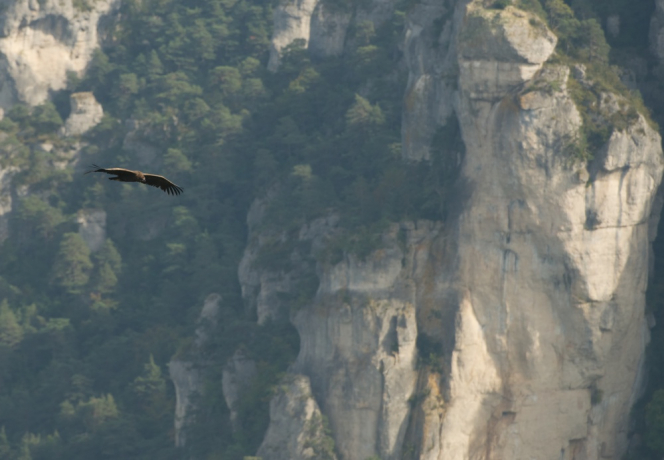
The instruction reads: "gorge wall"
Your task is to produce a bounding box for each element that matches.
[236,0,664,459]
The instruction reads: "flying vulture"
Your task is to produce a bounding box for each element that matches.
[85,164,184,196]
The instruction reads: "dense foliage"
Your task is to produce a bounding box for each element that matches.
[0,0,663,458]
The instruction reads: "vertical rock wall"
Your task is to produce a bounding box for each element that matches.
[0,0,119,108]
[250,1,664,459]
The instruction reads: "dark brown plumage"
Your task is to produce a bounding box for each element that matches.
[85,164,184,196]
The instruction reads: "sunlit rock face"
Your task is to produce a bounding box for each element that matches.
[257,374,338,460]
[252,1,664,460]
[241,219,441,460]
[421,1,662,459]
[267,0,319,71]
[63,92,103,136]
[0,0,119,109]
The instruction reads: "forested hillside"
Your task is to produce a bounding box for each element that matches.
[0,0,664,458]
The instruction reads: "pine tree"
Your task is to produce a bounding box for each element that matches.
[131,355,166,400]
[131,355,168,420]
[0,299,22,347]
[0,426,11,459]
[50,233,93,293]
[92,239,122,293]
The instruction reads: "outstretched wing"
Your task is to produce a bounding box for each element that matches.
[85,164,137,179]
[143,174,184,196]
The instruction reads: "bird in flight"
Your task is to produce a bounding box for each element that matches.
[85,164,184,195]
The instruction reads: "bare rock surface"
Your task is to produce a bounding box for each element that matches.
[268,0,398,71]
[257,374,337,460]
[0,0,119,109]
[169,293,222,447]
[63,92,103,136]
[221,349,257,430]
[76,209,106,252]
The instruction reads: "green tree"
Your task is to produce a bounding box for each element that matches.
[32,102,63,134]
[578,18,610,64]
[50,233,93,293]
[210,66,242,96]
[131,355,168,418]
[345,94,385,129]
[15,196,65,241]
[164,148,192,173]
[647,389,664,454]
[76,395,119,432]
[0,299,22,347]
[91,239,122,293]
[0,426,11,458]
[544,0,580,51]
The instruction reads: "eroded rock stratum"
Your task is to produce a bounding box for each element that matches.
[245,1,664,459]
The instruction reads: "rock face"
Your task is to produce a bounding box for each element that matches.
[63,92,103,136]
[411,1,662,458]
[402,0,458,161]
[0,165,17,243]
[168,359,201,448]
[0,0,119,109]
[651,0,664,64]
[245,221,440,460]
[76,208,106,252]
[249,1,664,459]
[267,0,398,71]
[257,374,337,460]
[221,349,257,430]
[169,293,222,447]
[268,0,319,71]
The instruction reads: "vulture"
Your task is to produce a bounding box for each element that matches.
[85,164,184,195]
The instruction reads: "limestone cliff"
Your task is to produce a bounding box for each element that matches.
[267,0,397,71]
[0,0,119,108]
[257,374,337,460]
[169,293,223,447]
[247,1,664,459]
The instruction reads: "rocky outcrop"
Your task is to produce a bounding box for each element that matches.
[238,200,337,324]
[419,1,662,459]
[251,1,664,460]
[401,0,459,161]
[169,293,221,447]
[268,0,399,71]
[291,228,421,460]
[268,0,319,71]
[221,349,257,430]
[651,0,664,64]
[0,165,18,243]
[242,220,443,460]
[0,0,120,109]
[168,359,201,448]
[63,92,103,136]
[76,208,106,252]
[257,374,337,460]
